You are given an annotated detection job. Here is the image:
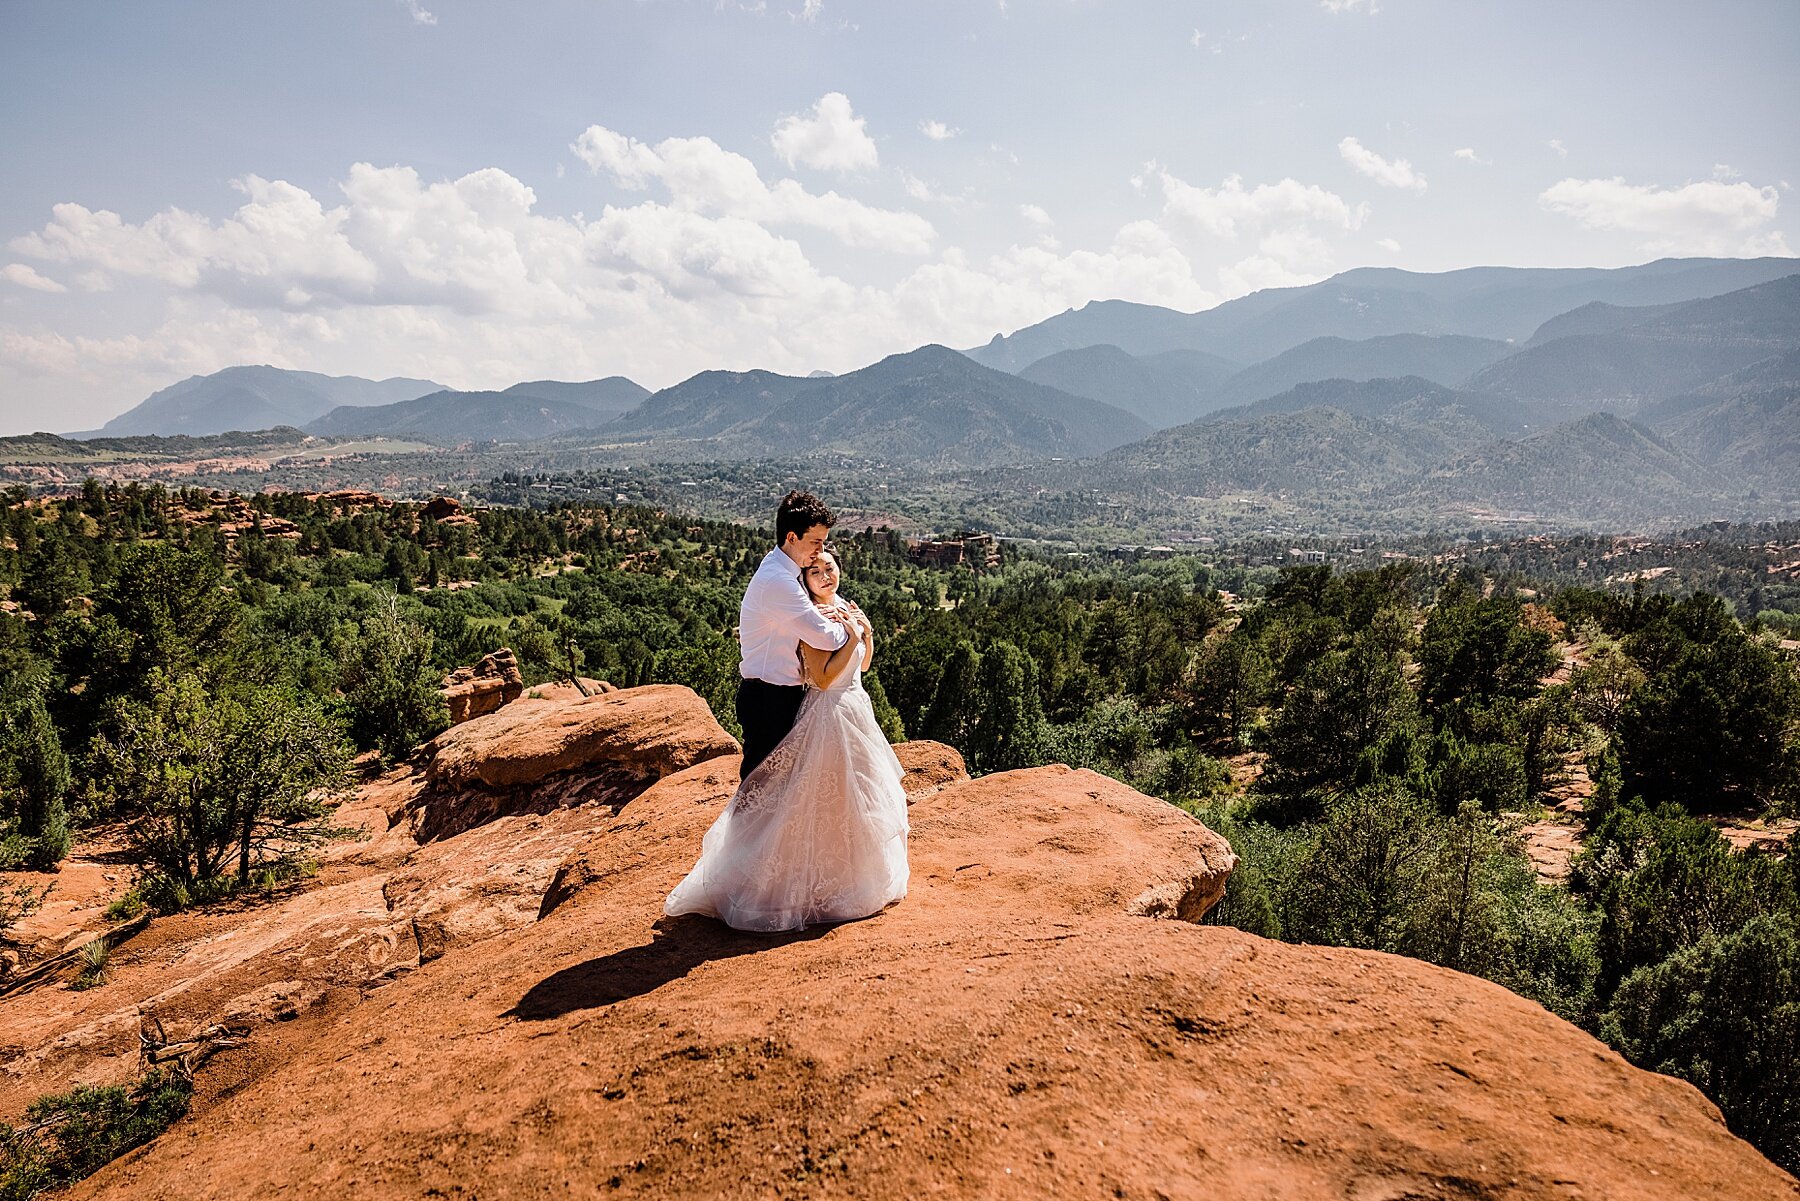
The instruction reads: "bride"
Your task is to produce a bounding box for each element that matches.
[664,548,910,932]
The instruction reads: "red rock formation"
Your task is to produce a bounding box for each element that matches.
[2,689,1791,1200]
[440,648,526,724]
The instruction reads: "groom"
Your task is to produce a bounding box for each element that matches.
[736,490,852,777]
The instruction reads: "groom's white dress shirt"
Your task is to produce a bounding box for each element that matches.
[739,547,849,686]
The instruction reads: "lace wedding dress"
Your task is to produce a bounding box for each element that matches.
[664,626,909,932]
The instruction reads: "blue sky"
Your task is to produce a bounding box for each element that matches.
[2,0,1795,433]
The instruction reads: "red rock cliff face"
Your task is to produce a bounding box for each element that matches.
[2,685,1791,1200]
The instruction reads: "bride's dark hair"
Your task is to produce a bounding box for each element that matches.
[802,547,840,600]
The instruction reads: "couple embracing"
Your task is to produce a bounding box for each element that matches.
[664,491,910,932]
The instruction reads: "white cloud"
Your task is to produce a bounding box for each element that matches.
[770,92,879,174]
[1548,138,1568,158]
[1,264,66,293]
[1141,167,1366,239]
[1320,0,1378,12]
[1377,237,1401,252]
[572,124,934,253]
[1453,147,1490,165]
[6,131,1250,431]
[801,0,822,19]
[396,0,436,25]
[1019,204,1053,228]
[1338,137,1426,191]
[1134,166,1360,297]
[919,119,959,141]
[1713,163,1741,180]
[1538,176,1790,256]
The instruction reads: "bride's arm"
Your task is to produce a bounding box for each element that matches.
[800,617,867,688]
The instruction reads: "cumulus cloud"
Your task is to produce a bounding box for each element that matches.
[1338,137,1427,191]
[1134,165,1362,297]
[1,263,66,293]
[919,119,958,141]
[770,92,879,173]
[1140,167,1366,239]
[1538,176,1790,256]
[800,0,822,19]
[396,0,436,25]
[1377,237,1401,252]
[1548,138,1568,158]
[1019,204,1053,228]
[571,124,934,253]
[1320,0,1377,12]
[6,130,1247,430]
[1453,147,1489,165]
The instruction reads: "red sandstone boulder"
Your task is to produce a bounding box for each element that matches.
[440,648,525,724]
[425,683,740,791]
[894,739,968,800]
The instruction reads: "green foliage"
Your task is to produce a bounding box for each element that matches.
[0,687,72,870]
[101,890,146,923]
[1576,800,1797,995]
[68,940,109,991]
[1185,628,1270,748]
[1601,915,1800,1173]
[0,1069,192,1201]
[1259,637,1417,810]
[337,590,449,762]
[93,671,353,902]
[1618,629,1800,809]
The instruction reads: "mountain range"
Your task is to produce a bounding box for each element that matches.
[64,255,1800,533]
[963,256,1800,371]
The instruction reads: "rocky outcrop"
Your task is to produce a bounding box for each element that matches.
[3,689,1793,1199]
[440,648,524,724]
[425,684,739,792]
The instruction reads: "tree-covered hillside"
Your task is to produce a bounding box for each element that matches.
[2,480,1797,1170]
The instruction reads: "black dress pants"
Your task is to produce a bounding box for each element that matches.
[736,677,806,778]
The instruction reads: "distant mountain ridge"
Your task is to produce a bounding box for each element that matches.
[965,257,1799,372]
[599,345,1151,467]
[1466,274,1800,417]
[1207,334,1514,409]
[306,390,608,443]
[98,365,443,437]
[1017,344,1239,428]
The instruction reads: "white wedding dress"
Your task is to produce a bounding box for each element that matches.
[664,618,910,932]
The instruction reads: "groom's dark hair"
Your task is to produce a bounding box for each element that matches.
[776,490,835,547]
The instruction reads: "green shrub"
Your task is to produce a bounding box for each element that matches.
[1601,914,1800,1174]
[68,941,109,991]
[101,890,146,922]
[0,1069,192,1200]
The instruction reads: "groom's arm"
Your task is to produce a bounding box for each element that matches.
[767,576,850,651]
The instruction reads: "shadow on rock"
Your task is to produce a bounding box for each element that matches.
[506,915,829,1020]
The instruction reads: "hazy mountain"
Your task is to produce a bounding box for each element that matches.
[1379,412,1720,526]
[98,365,442,437]
[1077,405,1473,499]
[1211,376,1540,441]
[1210,334,1514,408]
[1522,300,1687,347]
[1017,343,1238,428]
[965,257,1799,372]
[1646,349,1800,494]
[604,344,1150,467]
[305,390,606,443]
[503,377,649,419]
[741,345,1151,466]
[607,369,813,439]
[1467,274,1800,417]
